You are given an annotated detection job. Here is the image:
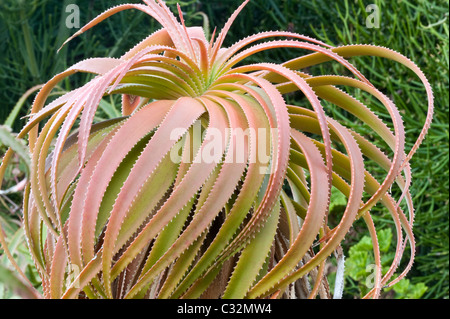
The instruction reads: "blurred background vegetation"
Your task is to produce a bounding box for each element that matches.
[0,0,448,298]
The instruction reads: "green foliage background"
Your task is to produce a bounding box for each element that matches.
[0,0,448,298]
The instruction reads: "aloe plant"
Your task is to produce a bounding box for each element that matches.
[0,0,433,299]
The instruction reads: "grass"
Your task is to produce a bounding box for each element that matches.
[0,0,448,298]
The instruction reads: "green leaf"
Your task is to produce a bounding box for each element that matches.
[329,186,347,213]
[223,200,280,299]
[349,236,373,255]
[0,264,40,299]
[406,282,428,299]
[392,278,410,296]
[98,97,121,119]
[0,125,30,171]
